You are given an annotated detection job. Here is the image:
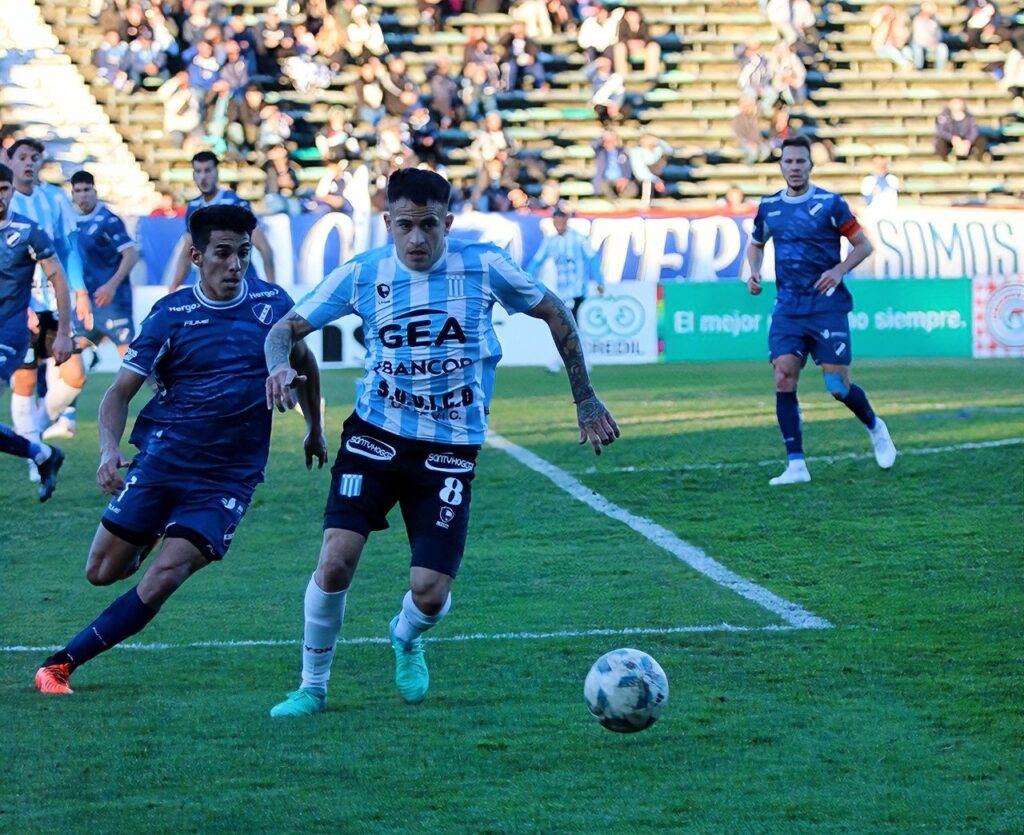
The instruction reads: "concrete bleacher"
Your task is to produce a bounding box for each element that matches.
[24,0,1024,211]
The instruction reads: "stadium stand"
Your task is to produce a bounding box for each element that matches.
[6,0,1024,214]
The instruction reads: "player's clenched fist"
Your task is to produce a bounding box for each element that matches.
[96,451,129,494]
[747,274,763,295]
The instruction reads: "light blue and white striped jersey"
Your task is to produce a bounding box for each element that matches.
[525,228,602,303]
[9,183,78,312]
[294,237,546,445]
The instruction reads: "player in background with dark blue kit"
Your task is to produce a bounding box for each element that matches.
[70,170,140,361]
[0,163,70,500]
[34,205,326,696]
[168,151,277,291]
[746,135,897,486]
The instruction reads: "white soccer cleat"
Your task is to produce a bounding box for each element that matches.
[868,417,897,469]
[42,416,76,441]
[769,459,811,486]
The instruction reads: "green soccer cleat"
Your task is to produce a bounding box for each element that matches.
[269,687,326,718]
[389,615,429,704]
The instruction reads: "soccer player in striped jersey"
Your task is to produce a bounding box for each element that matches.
[33,205,325,696]
[168,151,277,290]
[746,135,897,485]
[265,168,619,717]
[0,162,69,500]
[6,138,91,465]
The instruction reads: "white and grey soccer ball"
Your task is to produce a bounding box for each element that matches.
[584,648,669,733]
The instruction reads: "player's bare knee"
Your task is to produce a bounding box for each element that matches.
[61,365,86,389]
[316,530,362,590]
[410,576,451,615]
[85,557,119,586]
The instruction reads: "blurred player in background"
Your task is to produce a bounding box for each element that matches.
[6,138,90,467]
[69,170,140,369]
[264,168,619,717]
[746,135,897,485]
[0,162,69,500]
[34,205,324,696]
[169,151,276,290]
[525,206,605,373]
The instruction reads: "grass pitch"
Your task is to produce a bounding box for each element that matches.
[2,360,1022,833]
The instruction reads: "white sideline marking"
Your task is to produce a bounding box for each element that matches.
[0,624,795,654]
[580,437,1024,475]
[488,434,832,630]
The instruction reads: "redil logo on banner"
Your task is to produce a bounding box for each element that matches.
[973,277,1024,357]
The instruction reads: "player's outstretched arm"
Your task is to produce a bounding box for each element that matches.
[265,311,316,412]
[97,368,147,494]
[289,338,327,469]
[526,289,620,455]
[169,234,193,292]
[40,255,74,364]
[252,226,276,284]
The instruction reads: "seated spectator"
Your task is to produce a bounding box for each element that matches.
[547,0,577,34]
[469,111,514,169]
[965,0,999,49]
[537,178,562,210]
[934,97,988,159]
[429,57,465,129]
[381,56,420,118]
[475,158,515,212]
[767,103,793,153]
[766,0,817,47]
[157,71,201,147]
[375,116,414,175]
[345,4,387,63]
[311,160,355,215]
[257,103,294,151]
[355,58,387,126]
[262,145,302,216]
[911,2,950,70]
[182,0,212,48]
[860,155,900,210]
[224,8,258,71]
[94,29,131,89]
[585,55,627,124]
[227,82,266,154]
[499,22,548,91]
[719,185,757,214]
[768,41,807,105]
[593,129,639,201]
[143,6,180,73]
[316,107,359,162]
[870,5,913,71]
[738,41,775,113]
[463,25,497,67]
[578,5,621,62]
[629,130,673,202]
[732,95,770,163]
[127,27,166,86]
[998,39,1024,98]
[255,8,295,75]
[121,2,148,44]
[510,0,554,40]
[218,39,249,98]
[187,39,221,108]
[149,187,185,218]
[408,105,442,168]
[461,61,499,123]
[614,9,661,76]
[314,14,346,70]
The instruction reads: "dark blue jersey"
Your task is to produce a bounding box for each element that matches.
[752,185,861,315]
[76,203,136,308]
[121,278,294,484]
[184,189,259,281]
[0,214,57,324]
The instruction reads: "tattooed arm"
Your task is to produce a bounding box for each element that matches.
[265,311,316,412]
[526,289,620,455]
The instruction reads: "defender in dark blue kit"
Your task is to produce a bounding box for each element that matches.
[746,135,897,485]
[34,205,326,696]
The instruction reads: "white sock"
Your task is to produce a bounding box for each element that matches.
[45,369,82,423]
[393,590,451,644]
[11,393,39,443]
[299,575,347,694]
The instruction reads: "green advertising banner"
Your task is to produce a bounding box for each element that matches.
[662,279,972,362]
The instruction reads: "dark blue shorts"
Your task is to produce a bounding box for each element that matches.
[324,413,480,579]
[769,311,853,366]
[101,455,254,561]
[0,317,30,386]
[78,303,135,347]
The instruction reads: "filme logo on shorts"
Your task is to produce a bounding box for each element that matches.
[424,453,474,473]
[345,435,396,461]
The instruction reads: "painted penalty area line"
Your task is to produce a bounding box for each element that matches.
[487,434,832,631]
[581,437,1024,475]
[0,624,797,654]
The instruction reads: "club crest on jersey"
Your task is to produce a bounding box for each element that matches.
[425,453,474,473]
[377,283,391,300]
[345,435,396,461]
[5,231,20,246]
[252,303,274,324]
[809,203,823,216]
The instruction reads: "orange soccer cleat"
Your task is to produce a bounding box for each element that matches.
[34,663,74,695]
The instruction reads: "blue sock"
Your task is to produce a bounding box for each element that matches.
[841,384,877,429]
[776,391,804,460]
[50,587,157,670]
[0,422,32,459]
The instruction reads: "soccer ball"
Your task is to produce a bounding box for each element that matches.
[583,648,669,733]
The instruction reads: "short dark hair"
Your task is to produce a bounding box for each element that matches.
[780,135,812,154]
[386,168,451,208]
[70,170,95,186]
[0,164,12,184]
[8,138,45,157]
[188,204,257,252]
[191,150,219,167]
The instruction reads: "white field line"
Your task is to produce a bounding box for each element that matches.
[580,437,1024,476]
[488,434,832,630]
[0,624,796,654]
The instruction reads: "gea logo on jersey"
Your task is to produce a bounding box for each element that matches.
[378,308,467,349]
